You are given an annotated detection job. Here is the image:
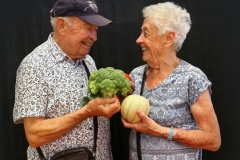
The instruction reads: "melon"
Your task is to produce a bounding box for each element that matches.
[121,94,150,123]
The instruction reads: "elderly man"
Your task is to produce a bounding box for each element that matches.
[13,0,122,159]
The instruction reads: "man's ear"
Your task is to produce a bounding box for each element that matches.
[56,17,66,35]
[165,31,176,47]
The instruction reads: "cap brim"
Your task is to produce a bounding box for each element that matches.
[79,15,112,26]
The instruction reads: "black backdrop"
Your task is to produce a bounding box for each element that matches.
[1,0,240,160]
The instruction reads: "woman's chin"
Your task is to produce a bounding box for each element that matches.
[142,54,150,62]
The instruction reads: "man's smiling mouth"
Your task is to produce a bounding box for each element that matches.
[82,41,92,47]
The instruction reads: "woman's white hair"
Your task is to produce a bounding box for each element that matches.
[143,2,191,52]
[50,17,73,31]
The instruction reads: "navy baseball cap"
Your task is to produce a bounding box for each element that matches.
[50,0,112,26]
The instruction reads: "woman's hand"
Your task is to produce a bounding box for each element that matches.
[121,110,164,137]
[127,81,135,95]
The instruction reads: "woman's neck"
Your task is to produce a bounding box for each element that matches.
[149,56,180,75]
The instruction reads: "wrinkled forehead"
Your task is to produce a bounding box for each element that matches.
[141,17,158,32]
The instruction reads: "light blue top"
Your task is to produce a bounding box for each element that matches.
[129,60,211,160]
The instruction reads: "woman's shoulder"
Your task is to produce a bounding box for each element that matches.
[179,60,208,78]
[129,64,148,84]
[130,64,148,75]
[176,60,211,91]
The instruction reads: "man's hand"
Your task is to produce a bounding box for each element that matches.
[85,95,121,118]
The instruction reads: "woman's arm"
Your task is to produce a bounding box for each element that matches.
[172,89,221,151]
[122,89,221,151]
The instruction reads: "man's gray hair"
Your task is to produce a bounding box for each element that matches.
[50,17,73,31]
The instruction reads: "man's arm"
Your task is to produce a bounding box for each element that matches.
[24,96,120,147]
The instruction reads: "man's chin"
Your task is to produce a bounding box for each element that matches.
[78,52,89,58]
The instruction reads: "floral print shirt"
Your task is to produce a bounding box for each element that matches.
[13,33,112,160]
[129,60,211,160]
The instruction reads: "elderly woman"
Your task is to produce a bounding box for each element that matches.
[121,2,221,160]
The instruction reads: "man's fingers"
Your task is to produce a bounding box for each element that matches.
[94,96,116,106]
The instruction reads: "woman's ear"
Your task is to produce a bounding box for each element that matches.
[165,31,176,47]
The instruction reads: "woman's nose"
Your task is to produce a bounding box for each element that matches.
[136,34,143,44]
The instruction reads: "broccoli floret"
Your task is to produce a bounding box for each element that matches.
[88,67,131,98]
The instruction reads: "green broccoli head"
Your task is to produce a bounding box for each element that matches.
[88,67,131,98]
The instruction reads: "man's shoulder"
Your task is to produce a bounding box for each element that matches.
[18,39,57,73]
[84,55,94,63]
[83,55,97,71]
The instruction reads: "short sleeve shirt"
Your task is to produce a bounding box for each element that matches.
[13,33,112,160]
[128,60,211,160]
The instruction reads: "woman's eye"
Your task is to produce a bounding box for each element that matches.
[140,31,147,37]
[144,32,149,37]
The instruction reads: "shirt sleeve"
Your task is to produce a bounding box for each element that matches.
[188,68,212,107]
[13,56,48,123]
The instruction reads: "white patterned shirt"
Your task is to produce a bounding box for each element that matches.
[13,33,112,160]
